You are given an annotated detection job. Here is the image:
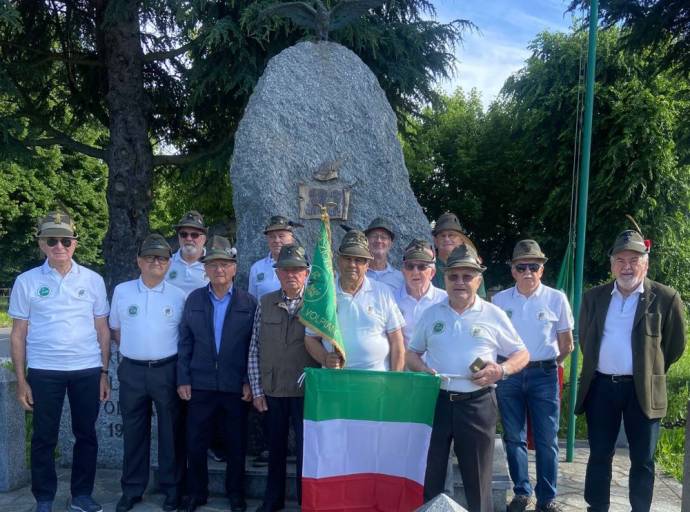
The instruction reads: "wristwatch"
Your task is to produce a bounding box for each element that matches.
[500,364,509,380]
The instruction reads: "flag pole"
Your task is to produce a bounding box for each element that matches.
[567,0,599,462]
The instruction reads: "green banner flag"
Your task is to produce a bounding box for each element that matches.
[299,208,346,359]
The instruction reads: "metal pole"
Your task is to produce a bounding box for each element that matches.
[567,0,599,463]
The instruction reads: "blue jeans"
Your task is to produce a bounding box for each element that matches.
[496,365,560,505]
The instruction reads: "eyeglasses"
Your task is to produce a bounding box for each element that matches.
[205,261,235,271]
[446,272,479,283]
[44,238,74,248]
[404,262,432,271]
[515,263,541,273]
[141,255,170,264]
[178,231,202,240]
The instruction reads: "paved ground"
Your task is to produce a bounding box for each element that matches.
[0,441,682,511]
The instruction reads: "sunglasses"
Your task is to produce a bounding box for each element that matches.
[404,262,432,271]
[178,231,202,240]
[515,263,542,273]
[446,272,479,283]
[44,238,74,248]
[142,255,170,264]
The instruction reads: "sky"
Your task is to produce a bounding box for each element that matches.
[431,0,576,107]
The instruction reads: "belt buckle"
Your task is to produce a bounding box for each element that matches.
[611,374,622,383]
[148,360,156,367]
[448,393,461,402]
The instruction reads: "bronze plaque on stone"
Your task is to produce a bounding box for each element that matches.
[299,184,351,220]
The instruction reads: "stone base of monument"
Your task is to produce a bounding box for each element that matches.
[153,438,509,510]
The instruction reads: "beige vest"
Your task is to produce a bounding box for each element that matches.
[259,290,319,397]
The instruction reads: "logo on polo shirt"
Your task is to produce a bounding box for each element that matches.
[37,286,50,298]
[257,272,265,282]
[77,288,86,298]
[128,305,139,317]
[538,311,546,321]
[471,325,484,338]
[505,309,513,319]
[169,270,177,280]
[432,321,445,334]
[163,306,173,318]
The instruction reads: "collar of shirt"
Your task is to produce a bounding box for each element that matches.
[512,282,544,300]
[398,282,438,303]
[262,252,276,265]
[173,249,205,268]
[41,258,80,278]
[368,262,396,275]
[137,276,165,293]
[611,280,644,298]
[208,283,233,303]
[441,295,484,316]
[337,275,372,297]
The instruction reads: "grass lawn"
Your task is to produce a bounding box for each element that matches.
[0,310,10,328]
[559,344,689,481]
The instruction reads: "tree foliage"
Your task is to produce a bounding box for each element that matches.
[0,0,468,288]
[570,0,690,76]
[405,28,690,296]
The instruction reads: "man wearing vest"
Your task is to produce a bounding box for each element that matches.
[177,236,257,512]
[9,211,111,512]
[248,244,320,512]
[110,234,187,512]
[576,229,686,512]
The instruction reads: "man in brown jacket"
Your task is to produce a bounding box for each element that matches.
[575,229,686,512]
[247,244,320,512]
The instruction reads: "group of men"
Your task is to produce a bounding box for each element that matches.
[8,208,686,512]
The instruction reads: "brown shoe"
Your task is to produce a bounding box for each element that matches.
[507,494,531,512]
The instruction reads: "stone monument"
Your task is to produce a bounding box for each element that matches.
[415,494,468,512]
[0,362,29,491]
[230,40,430,286]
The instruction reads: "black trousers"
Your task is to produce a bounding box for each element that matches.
[27,367,101,502]
[118,357,182,499]
[263,396,305,509]
[584,375,661,512]
[186,389,248,500]
[424,389,498,512]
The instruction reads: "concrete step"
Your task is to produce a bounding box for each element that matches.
[154,437,510,511]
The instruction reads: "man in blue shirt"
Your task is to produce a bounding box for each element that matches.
[177,236,257,512]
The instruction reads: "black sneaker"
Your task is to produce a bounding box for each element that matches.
[537,501,564,512]
[507,494,531,512]
[67,495,103,512]
[207,448,226,462]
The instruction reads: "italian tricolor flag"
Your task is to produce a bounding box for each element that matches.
[302,368,440,511]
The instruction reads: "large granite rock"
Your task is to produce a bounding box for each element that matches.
[230,41,430,286]
[0,362,29,490]
[415,494,468,511]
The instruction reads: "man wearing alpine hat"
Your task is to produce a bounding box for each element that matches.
[9,210,111,512]
[492,240,574,512]
[364,217,404,292]
[110,234,187,512]
[177,236,257,512]
[248,216,299,300]
[576,229,686,512]
[166,210,209,297]
[248,244,320,511]
[407,244,529,512]
[305,229,405,371]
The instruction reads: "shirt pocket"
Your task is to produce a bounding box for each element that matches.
[537,309,559,343]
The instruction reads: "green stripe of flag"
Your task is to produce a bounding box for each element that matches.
[304,368,441,426]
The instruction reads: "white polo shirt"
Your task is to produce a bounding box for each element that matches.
[367,263,404,292]
[410,297,525,392]
[492,284,574,362]
[8,260,109,371]
[248,253,281,299]
[307,276,405,371]
[597,281,643,375]
[165,250,207,297]
[396,284,447,347]
[109,277,186,361]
